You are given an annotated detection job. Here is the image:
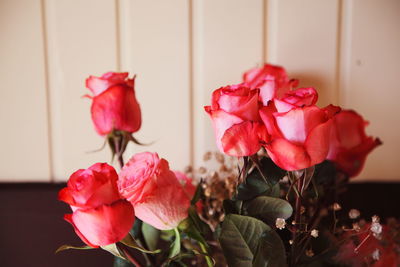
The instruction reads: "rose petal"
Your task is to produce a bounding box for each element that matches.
[134,184,190,230]
[86,72,129,96]
[275,106,326,144]
[266,138,310,171]
[221,121,262,157]
[304,119,332,166]
[68,200,134,247]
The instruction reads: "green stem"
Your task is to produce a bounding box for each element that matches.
[199,241,213,267]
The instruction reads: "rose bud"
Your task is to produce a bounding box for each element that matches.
[260,105,334,171]
[243,63,298,105]
[204,84,266,157]
[85,72,141,136]
[59,163,134,247]
[327,110,381,177]
[118,152,192,230]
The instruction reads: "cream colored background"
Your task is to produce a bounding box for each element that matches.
[0,0,399,182]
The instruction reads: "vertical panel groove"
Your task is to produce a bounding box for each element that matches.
[115,0,121,71]
[262,0,267,63]
[188,0,194,168]
[338,0,353,108]
[335,0,343,105]
[40,0,54,182]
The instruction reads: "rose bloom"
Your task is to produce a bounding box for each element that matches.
[86,72,141,136]
[274,87,318,113]
[204,84,266,157]
[59,163,134,247]
[260,102,337,171]
[118,152,193,230]
[327,110,381,177]
[243,63,298,105]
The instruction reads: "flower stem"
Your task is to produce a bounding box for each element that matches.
[291,171,304,267]
[199,241,213,267]
[116,243,142,267]
[113,135,125,169]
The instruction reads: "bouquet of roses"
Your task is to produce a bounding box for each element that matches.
[56,65,394,267]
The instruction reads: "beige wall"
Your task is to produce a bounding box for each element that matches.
[1,0,399,182]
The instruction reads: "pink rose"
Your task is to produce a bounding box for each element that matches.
[274,87,318,113]
[204,84,266,157]
[118,152,191,230]
[260,105,335,171]
[327,110,381,177]
[243,63,298,105]
[59,163,134,247]
[86,72,141,136]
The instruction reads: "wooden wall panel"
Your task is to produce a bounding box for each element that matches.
[192,0,264,168]
[267,0,340,107]
[1,1,398,182]
[44,0,118,181]
[340,0,400,181]
[0,0,50,181]
[119,0,191,171]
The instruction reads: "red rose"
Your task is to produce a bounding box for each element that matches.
[260,105,334,171]
[118,152,191,230]
[327,110,381,177]
[243,64,298,105]
[86,72,141,136]
[204,84,266,157]
[59,163,134,247]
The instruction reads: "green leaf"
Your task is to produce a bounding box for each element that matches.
[244,196,293,225]
[141,222,160,251]
[55,244,94,254]
[169,228,181,258]
[188,206,212,236]
[121,233,160,254]
[191,182,203,206]
[254,157,287,184]
[219,214,270,267]
[236,157,284,201]
[236,175,280,201]
[252,230,287,267]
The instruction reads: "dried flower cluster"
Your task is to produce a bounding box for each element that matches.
[185,151,239,230]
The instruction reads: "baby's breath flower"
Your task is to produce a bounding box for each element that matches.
[353,223,361,232]
[311,229,319,238]
[372,215,380,223]
[305,249,314,257]
[333,203,342,211]
[275,218,286,230]
[349,209,360,219]
[372,249,380,261]
[370,222,382,237]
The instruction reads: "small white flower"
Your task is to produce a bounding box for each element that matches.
[305,249,314,257]
[333,203,342,211]
[349,209,360,219]
[353,223,361,232]
[370,222,382,237]
[372,249,380,261]
[372,215,380,223]
[275,218,286,230]
[311,229,319,238]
